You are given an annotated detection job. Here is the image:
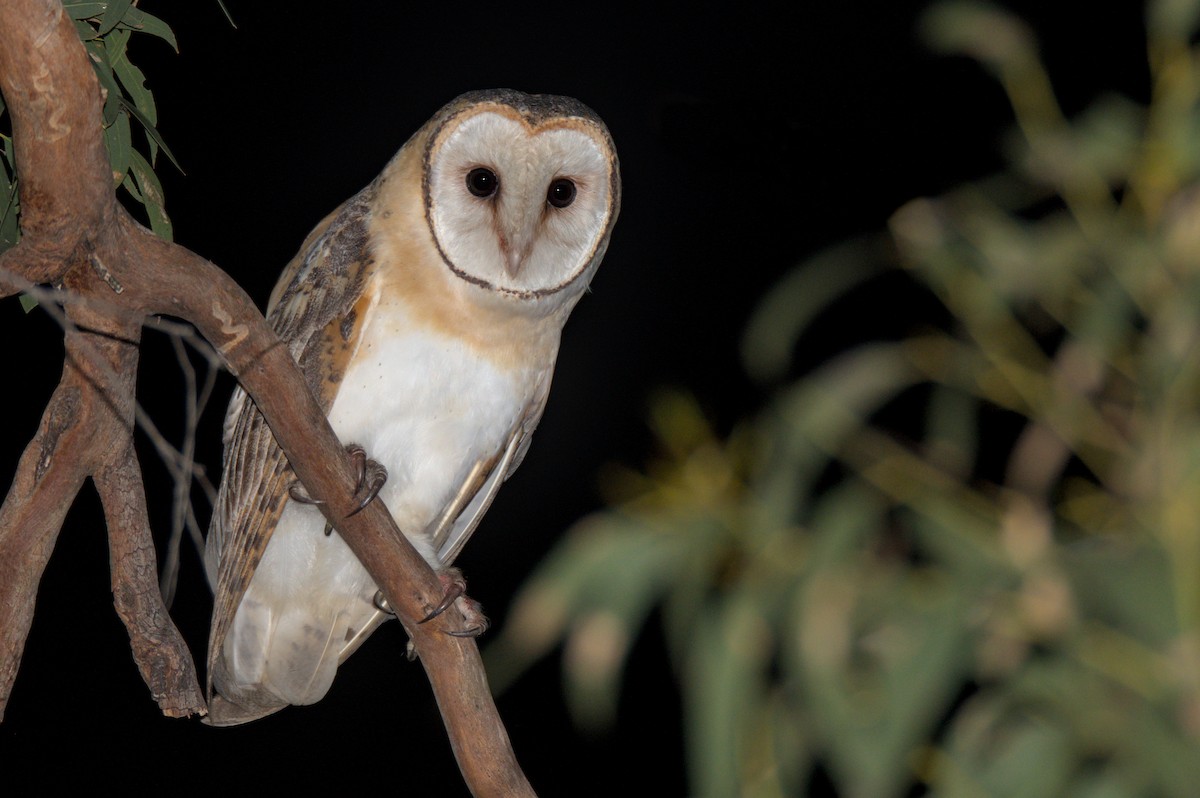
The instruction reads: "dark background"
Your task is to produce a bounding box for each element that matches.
[0,1,1148,794]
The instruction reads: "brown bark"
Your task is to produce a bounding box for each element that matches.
[0,2,534,796]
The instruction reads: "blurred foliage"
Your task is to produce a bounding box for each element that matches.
[0,0,178,309]
[488,1,1200,795]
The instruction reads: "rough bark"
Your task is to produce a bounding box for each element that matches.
[0,2,535,795]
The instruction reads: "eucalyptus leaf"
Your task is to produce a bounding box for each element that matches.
[103,109,132,188]
[110,38,157,126]
[97,0,132,36]
[933,704,1074,798]
[128,149,172,240]
[774,342,920,459]
[120,171,144,203]
[120,7,178,52]
[83,41,122,126]
[920,0,1036,75]
[0,157,18,248]
[73,18,99,41]
[741,237,886,384]
[122,100,182,173]
[62,1,108,21]
[485,520,686,691]
[683,593,769,798]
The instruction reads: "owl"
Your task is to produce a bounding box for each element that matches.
[203,89,620,726]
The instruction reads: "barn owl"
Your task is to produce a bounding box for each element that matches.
[203,89,620,726]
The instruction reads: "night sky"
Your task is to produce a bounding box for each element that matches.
[0,1,1150,794]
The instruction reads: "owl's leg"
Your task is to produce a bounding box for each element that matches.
[419,567,490,637]
[389,570,488,660]
[287,443,388,535]
[342,443,389,515]
[374,568,488,637]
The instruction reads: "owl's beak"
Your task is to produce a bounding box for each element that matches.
[498,199,537,278]
[504,247,525,278]
[499,230,533,278]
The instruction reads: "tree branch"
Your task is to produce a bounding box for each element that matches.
[0,2,534,795]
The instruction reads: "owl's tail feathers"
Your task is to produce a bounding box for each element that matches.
[204,601,344,725]
[203,691,288,727]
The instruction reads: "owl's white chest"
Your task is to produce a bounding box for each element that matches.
[225,297,543,705]
[256,297,537,590]
[328,302,535,555]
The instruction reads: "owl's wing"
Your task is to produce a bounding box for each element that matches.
[430,366,554,566]
[205,184,382,703]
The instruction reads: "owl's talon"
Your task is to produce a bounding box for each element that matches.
[445,622,489,638]
[287,481,325,506]
[344,444,388,517]
[373,590,395,615]
[417,568,489,636]
[419,579,464,624]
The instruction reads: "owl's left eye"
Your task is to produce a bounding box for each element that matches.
[466,167,499,198]
[547,178,576,209]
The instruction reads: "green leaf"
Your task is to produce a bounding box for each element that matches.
[774,342,921,461]
[127,149,172,240]
[684,592,771,798]
[73,18,99,41]
[560,524,690,729]
[931,700,1074,798]
[1147,0,1200,41]
[103,109,132,188]
[741,237,886,383]
[485,518,687,696]
[110,31,157,126]
[924,382,979,478]
[920,1,1037,75]
[1065,539,1178,647]
[84,40,122,126]
[18,294,38,314]
[119,7,178,52]
[795,569,975,798]
[120,171,144,203]
[62,1,108,21]
[97,0,132,36]
[0,155,19,255]
[122,100,182,174]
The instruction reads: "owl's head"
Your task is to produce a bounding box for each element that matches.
[420,89,620,301]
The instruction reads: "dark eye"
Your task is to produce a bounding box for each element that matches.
[466,167,499,198]
[547,178,576,208]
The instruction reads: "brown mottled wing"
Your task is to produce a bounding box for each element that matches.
[430,365,554,566]
[205,183,381,700]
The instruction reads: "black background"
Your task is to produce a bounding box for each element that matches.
[0,1,1149,794]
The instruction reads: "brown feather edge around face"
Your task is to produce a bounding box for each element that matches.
[419,89,622,300]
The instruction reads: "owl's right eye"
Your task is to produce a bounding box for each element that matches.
[466,167,499,198]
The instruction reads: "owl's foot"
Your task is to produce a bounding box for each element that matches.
[287,444,387,536]
[373,570,488,637]
[420,567,490,638]
[344,443,389,516]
